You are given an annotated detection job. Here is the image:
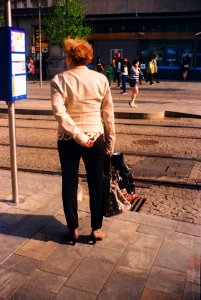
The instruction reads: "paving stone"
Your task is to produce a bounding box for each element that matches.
[140,287,180,300]
[146,266,186,297]
[24,269,66,293]
[39,243,91,277]
[34,194,62,216]
[0,209,32,234]
[86,246,121,265]
[94,230,131,252]
[78,201,90,213]
[193,238,201,256]
[0,267,26,299]
[10,284,55,300]
[54,286,96,300]
[39,214,67,237]
[66,257,114,295]
[2,254,41,275]
[177,222,201,237]
[15,233,58,261]
[164,230,195,249]
[11,214,55,239]
[116,211,179,230]
[136,224,167,237]
[154,242,191,273]
[183,282,201,300]
[0,234,26,263]
[106,218,139,236]
[97,271,145,300]
[117,232,162,275]
[186,255,201,285]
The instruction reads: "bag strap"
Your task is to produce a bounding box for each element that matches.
[104,154,112,176]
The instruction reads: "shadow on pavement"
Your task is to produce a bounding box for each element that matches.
[0,212,93,245]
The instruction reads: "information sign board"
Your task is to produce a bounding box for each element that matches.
[0,27,27,101]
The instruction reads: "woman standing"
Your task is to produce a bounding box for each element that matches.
[128,59,140,108]
[50,38,115,245]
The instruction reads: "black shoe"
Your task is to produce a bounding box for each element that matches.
[68,229,79,245]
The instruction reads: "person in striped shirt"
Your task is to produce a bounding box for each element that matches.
[128,59,140,108]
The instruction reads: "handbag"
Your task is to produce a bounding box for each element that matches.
[103,154,133,217]
[103,175,131,217]
[127,76,136,87]
[103,155,121,217]
[111,152,136,194]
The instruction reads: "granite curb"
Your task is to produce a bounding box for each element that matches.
[1,107,201,119]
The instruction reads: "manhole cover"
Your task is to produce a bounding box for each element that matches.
[133,139,159,145]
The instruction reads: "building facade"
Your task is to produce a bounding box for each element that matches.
[1,0,201,79]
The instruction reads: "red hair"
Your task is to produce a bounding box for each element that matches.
[64,38,93,66]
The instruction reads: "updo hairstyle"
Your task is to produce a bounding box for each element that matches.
[64,38,93,66]
[132,59,140,66]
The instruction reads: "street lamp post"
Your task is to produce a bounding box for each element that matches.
[36,0,42,87]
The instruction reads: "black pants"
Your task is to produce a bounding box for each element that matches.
[154,72,159,83]
[116,71,121,87]
[148,73,153,84]
[58,135,105,231]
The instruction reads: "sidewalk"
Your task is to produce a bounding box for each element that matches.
[0,80,201,299]
[0,80,201,119]
[0,169,201,299]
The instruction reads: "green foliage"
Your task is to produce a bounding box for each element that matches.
[45,0,91,48]
[0,14,4,27]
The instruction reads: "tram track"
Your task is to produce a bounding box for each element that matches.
[1,142,201,161]
[1,115,200,190]
[1,165,200,190]
[1,114,200,224]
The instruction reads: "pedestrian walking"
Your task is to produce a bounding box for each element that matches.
[27,57,37,83]
[120,57,130,94]
[50,38,115,245]
[153,53,160,83]
[128,59,140,108]
[182,54,191,80]
[105,63,113,86]
[146,56,155,85]
[114,52,122,87]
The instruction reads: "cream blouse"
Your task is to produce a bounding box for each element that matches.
[50,66,115,153]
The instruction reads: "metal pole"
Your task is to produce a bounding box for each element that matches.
[6,0,19,204]
[39,2,42,87]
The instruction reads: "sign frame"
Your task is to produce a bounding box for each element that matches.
[0,26,27,102]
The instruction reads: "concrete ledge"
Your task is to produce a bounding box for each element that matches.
[1,108,201,120]
[165,111,201,119]
[114,112,164,119]
[0,108,53,116]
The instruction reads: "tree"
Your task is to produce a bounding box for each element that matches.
[0,14,4,27]
[45,0,91,48]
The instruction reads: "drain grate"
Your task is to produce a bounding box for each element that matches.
[130,196,146,212]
